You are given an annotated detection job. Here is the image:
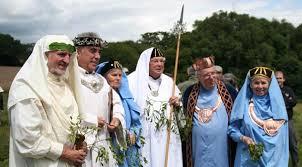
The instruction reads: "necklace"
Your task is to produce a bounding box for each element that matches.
[248,99,285,136]
[195,96,222,123]
[148,84,159,97]
[81,75,104,93]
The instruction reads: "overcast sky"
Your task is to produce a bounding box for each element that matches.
[1,0,301,43]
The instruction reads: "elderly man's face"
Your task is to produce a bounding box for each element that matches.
[46,50,72,76]
[77,46,100,72]
[149,57,165,79]
[197,66,216,90]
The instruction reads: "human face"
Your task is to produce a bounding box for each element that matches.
[149,57,165,79]
[46,50,72,76]
[105,69,122,90]
[250,76,270,96]
[215,70,223,80]
[275,72,285,88]
[77,46,100,72]
[197,67,216,90]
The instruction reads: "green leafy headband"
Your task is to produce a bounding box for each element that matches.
[49,42,76,53]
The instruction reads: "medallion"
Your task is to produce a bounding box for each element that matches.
[151,91,159,97]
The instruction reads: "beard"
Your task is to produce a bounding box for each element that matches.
[48,66,67,76]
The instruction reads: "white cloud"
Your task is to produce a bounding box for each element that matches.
[0,0,301,43]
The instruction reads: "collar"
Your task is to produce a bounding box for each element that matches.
[78,67,95,75]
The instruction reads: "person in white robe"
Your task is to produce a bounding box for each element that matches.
[8,35,87,167]
[73,32,126,167]
[128,47,183,167]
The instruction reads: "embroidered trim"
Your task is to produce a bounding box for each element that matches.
[73,37,108,48]
[81,77,103,93]
[248,99,285,136]
[195,96,222,123]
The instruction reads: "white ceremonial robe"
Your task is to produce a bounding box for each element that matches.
[9,74,79,167]
[78,68,125,167]
[128,74,183,167]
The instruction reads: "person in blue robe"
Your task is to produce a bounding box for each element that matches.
[96,60,142,167]
[228,66,289,167]
[182,56,237,167]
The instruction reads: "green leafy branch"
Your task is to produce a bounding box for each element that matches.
[144,97,182,134]
[248,143,264,161]
[68,116,148,166]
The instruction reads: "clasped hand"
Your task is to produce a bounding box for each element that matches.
[169,96,181,107]
[240,135,255,145]
[60,144,87,166]
[98,116,120,132]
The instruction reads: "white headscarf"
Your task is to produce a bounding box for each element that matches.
[128,47,154,108]
[8,35,85,115]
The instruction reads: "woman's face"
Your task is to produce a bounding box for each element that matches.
[250,76,270,96]
[105,69,122,90]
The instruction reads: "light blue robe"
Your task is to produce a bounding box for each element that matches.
[228,73,289,167]
[192,85,229,167]
[118,71,142,167]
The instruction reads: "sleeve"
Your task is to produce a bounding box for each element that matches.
[284,87,297,109]
[227,120,243,143]
[112,90,126,145]
[174,86,186,128]
[10,99,63,160]
[128,101,142,137]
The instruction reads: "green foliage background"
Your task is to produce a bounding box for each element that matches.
[2,11,302,97]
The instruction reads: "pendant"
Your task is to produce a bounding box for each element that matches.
[151,91,159,97]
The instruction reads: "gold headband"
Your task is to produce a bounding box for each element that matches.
[249,67,273,79]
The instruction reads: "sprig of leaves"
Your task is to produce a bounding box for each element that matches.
[68,116,148,166]
[248,143,264,161]
[144,97,180,134]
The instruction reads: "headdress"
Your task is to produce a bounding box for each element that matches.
[195,56,215,70]
[230,66,287,123]
[48,42,75,53]
[150,48,164,58]
[96,60,123,76]
[249,67,273,79]
[73,32,107,48]
[8,35,84,112]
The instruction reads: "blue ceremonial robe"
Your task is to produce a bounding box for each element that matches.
[118,72,142,167]
[228,74,288,167]
[192,85,229,167]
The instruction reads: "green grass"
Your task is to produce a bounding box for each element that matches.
[292,102,302,167]
[0,92,9,167]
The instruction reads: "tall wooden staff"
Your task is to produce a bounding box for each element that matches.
[164,4,184,167]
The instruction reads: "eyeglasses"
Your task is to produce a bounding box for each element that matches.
[198,71,216,79]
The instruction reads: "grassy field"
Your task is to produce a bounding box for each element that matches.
[0,92,9,166]
[293,101,302,167]
[0,92,302,166]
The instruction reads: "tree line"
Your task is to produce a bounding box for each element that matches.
[1,11,302,97]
